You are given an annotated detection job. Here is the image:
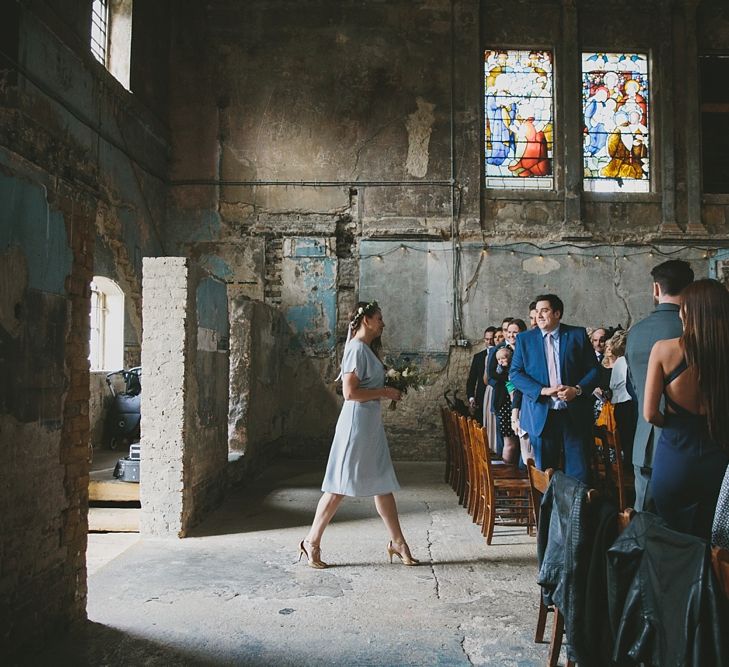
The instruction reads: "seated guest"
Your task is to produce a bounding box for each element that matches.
[590,326,613,419]
[492,346,519,464]
[466,327,496,425]
[488,318,528,464]
[481,326,500,449]
[644,279,729,540]
[590,327,608,364]
[603,329,637,465]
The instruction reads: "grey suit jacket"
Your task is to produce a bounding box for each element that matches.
[625,303,683,469]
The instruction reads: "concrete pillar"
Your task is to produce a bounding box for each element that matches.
[140,257,229,537]
[682,0,708,235]
[658,1,681,235]
[559,0,589,238]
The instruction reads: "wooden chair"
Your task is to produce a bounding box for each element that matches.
[526,459,555,649]
[528,461,609,667]
[446,409,465,499]
[440,407,454,488]
[456,414,479,520]
[470,421,531,544]
[593,424,629,510]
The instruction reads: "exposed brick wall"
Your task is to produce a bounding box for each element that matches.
[263,235,283,306]
[0,184,93,656]
[58,194,95,637]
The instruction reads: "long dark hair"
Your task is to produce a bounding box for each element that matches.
[349,300,382,358]
[680,279,729,447]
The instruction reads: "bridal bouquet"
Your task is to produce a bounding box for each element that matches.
[384,357,428,410]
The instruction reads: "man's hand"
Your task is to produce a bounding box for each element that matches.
[540,386,561,397]
[556,385,579,402]
[511,408,521,434]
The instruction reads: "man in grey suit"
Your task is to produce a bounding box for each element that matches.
[625,259,694,511]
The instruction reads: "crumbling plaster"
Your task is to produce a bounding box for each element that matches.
[1,0,170,653]
[166,0,728,459]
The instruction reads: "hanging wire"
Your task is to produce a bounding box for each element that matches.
[357,240,716,261]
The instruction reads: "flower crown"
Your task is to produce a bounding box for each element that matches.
[357,301,378,316]
[350,300,379,328]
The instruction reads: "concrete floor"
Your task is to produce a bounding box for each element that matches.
[37,461,556,666]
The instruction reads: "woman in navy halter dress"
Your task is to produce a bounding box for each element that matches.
[644,279,729,540]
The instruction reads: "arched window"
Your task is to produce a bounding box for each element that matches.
[89,276,125,371]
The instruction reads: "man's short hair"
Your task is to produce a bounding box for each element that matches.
[528,301,537,311]
[501,317,514,326]
[650,260,694,296]
[484,326,498,335]
[535,294,564,318]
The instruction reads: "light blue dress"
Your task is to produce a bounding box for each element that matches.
[321,340,401,497]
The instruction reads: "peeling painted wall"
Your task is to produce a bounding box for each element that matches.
[0,0,170,653]
[165,0,729,460]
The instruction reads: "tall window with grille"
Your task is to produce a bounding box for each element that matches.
[89,277,124,371]
[90,0,109,65]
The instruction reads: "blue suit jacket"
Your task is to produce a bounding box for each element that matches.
[510,324,599,438]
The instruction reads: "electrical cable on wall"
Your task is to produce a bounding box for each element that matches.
[358,241,716,261]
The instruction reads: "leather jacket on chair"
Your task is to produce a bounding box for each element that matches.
[607,511,729,666]
[537,470,593,664]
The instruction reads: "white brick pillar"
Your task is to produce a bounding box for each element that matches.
[140,257,229,536]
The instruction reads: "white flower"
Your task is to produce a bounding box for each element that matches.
[402,368,411,378]
[386,369,399,378]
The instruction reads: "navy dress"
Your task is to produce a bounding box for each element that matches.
[651,359,729,540]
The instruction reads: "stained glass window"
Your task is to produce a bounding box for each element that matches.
[484,50,554,190]
[582,52,650,192]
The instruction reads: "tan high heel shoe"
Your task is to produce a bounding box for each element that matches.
[387,540,420,566]
[298,539,328,569]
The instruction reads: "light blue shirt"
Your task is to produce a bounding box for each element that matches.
[542,325,567,410]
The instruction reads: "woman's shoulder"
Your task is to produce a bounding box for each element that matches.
[652,337,681,354]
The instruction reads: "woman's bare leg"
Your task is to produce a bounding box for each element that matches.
[305,492,345,545]
[374,493,419,563]
[374,493,406,544]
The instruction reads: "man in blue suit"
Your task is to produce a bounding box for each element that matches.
[511,294,599,482]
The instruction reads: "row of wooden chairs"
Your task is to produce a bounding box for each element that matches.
[441,407,533,544]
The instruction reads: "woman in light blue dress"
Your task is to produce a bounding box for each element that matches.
[299,301,420,569]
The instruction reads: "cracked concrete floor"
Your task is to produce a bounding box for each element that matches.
[37,461,557,666]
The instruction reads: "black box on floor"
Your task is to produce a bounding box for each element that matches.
[113,457,140,483]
